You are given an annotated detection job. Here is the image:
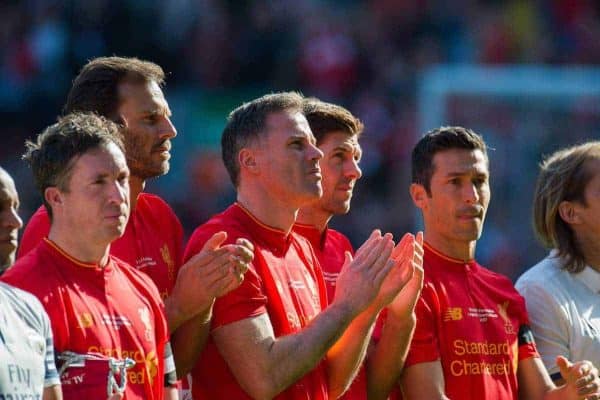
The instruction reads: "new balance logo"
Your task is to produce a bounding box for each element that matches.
[444,307,463,321]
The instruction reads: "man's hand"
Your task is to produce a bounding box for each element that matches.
[166,231,254,331]
[332,230,396,317]
[369,231,424,312]
[557,356,600,400]
[387,231,424,319]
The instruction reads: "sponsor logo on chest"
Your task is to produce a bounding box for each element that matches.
[443,302,515,334]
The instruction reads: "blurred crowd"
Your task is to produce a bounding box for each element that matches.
[2,0,600,279]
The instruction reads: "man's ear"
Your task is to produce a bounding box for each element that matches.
[558,200,582,225]
[44,187,63,214]
[238,148,259,175]
[410,183,428,210]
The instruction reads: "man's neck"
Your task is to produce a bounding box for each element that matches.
[575,231,600,272]
[425,231,476,262]
[48,226,111,267]
[296,205,332,234]
[236,191,300,234]
[129,175,145,210]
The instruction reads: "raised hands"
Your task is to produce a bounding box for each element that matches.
[165,231,254,331]
[558,356,600,400]
[387,231,424,319]
[333,230,396,316]
[371,231,424,313]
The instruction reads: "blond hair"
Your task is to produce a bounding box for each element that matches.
[533,141,600,272]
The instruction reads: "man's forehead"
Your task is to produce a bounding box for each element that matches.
[265,110,314,138]
[73,144,127,175]
[118,80,168,108]
[0,172,18,203]
[320,131,360,149]
[432,148,489,176]
[0,170,16,193]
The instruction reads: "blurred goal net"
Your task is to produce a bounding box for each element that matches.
[417,65,600,280]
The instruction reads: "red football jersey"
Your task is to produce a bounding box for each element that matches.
[17,193,183,299]
[186,204,329,400]
[293,223,367,400]
[405,243,539,400]
[2,239,170,400]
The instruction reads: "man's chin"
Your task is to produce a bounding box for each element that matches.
[323,200,351,216]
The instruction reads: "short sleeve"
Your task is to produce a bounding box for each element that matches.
[42,310,61,387]
[516,279,567,375]
[404,284,441,366]
[17,206,50,259]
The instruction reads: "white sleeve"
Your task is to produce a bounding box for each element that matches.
[516,278,570,377]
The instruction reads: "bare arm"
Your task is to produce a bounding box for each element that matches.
[519,356,600,400]
[214,304,355,400]
[368,314,416,399]
[326,231,423,398]
[213,231,395,400]
[368,232,424,400]
[42,386,62,400]
[171,311,212,377]
[325,302,380,399]
[401,361,449,400]
[170,233,253,374]
[326,232,423,398]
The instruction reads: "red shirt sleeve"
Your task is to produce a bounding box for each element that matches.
[404,283,441,366]
[183,225,267,330]
[17,206,50,259]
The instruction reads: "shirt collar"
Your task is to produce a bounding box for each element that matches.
[231,203,292,255]
[424,242,478,270]
[292,223,326,251]
[43,237,111,271]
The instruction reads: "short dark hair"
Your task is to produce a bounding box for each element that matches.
[64,56,165,121]
[23,113,124,218]
[221,92,304,187]
[302,98,363,144]
[533,141,600,273]
[411,126,488,194]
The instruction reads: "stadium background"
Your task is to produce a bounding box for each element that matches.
[1,0,600,280]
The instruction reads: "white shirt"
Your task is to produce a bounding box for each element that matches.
[0,281,60,397]
[516,251,600,378]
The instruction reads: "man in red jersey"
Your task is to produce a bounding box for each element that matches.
[174,92,416,400]
[16,57,252,346]
[401,126,600,400]
[2,113,183,399]
[293,98,424,400]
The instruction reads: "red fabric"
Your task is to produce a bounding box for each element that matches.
[405,243,539,400]
[185,204,329,400]
[293,224,367,400]
[17,193,183,299]
[2,239,169,400]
